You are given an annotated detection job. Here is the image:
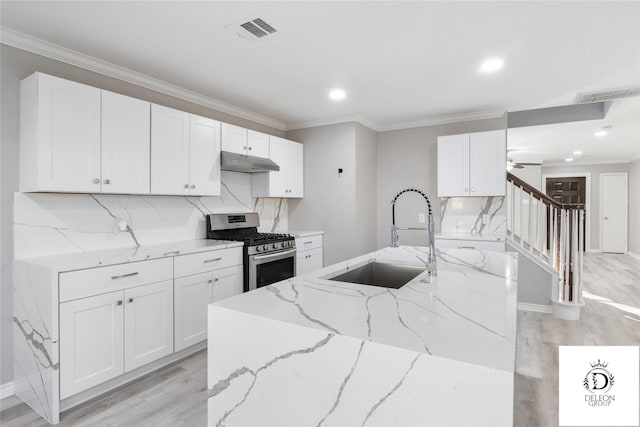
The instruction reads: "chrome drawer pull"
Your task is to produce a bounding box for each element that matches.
[304,241,312,245]
[204,257,222,263]
[163,250,180,256]
[116,300,123,306]
[111,272,139,280]
[457,246,476,249]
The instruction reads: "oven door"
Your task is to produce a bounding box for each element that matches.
[248,248,296,291]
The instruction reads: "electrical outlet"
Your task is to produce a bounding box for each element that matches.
[418,213,426,223]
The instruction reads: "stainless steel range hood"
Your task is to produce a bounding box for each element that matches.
[220,151,280,173]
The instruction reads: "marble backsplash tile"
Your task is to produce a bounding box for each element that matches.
[440,196,506,238]
[14,171,287,259]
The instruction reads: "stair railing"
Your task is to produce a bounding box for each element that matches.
[506,172,585,304]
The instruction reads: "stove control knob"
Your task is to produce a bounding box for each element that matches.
[256,246,262,252]
[261,245,268,251]
[272,243,277,250]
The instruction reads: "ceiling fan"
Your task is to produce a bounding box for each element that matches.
[506,158,541,170]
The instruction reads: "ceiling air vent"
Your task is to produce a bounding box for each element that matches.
[574,86,640,103]
[232,17,279,39]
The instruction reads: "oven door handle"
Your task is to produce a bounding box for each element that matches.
[252,248,297,261]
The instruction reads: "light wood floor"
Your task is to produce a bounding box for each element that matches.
[2,252,638,426]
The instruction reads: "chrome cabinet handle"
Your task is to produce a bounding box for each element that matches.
[304,241,312,245]
[207,279,213,284]
[163,250,180,256]
[458,246,476,249]
[214,278,219,282]
[116,300,123,306]
[93,178,100,184]
[604,216,608,220]
[190,184,195,189]
[184,184,189,189]
[111,272,139,280]
[204,257,222,263]
[248,146,252,150]
[128,298,134,303]
[104,179,111,185]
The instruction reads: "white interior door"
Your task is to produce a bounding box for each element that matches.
[601,173,627,253]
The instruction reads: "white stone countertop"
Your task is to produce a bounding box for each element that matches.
[14,239,243,272]
[436,232,506,241]
[289,230,324,238]
[214,245,518,373]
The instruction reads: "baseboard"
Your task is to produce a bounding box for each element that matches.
[0,381,15,400]
[517,302,553,314]
[628,251,640,261]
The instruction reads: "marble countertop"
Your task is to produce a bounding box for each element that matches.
[215,245,518,373]
[15,239,243,272]
[436,232,505,241]
[289,230,324,238]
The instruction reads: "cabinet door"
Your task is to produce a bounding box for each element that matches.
[267,136,289,197]
[469,130,506,196]
[151,104,190,195]
[306,247,323,273]
[295,255,306,276]
[124,280,174,372]
[247,130,269,158]
[189,115,221,196]
[37,73,101,192]
[221,123,247,154]
[101,91,151,194]
[60,291,124,399]
[287,141,304,197]
[211,265,243,302]
[174,272,213,352]
[437,134,470,197]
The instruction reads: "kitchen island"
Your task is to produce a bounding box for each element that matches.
[207,246,518,426]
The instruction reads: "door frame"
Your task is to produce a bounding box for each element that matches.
[599,172,628,254]
[542,172,592,251]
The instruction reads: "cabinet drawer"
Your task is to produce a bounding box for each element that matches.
[436,238,505,252]
[60,258,173,302]
[295,234,322,251]
[174,247,242,278]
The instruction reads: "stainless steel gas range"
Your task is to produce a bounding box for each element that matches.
[206,213,296,292]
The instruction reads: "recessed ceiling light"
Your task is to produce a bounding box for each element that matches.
[565,157,574,162]
[480,58,504,73]
[329,89,346,101]
[573,150,583,155]
[595,130,607,137]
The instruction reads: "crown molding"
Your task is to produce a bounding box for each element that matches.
[375,109,507,132]
[286,114,380,132]
[286,109,507,133]
[0,26,287,130]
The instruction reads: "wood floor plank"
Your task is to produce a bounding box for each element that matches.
[2,253,638,426]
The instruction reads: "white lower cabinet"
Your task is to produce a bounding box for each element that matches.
[60,280,174,399]
[174,265,242,352]
[124,280,174,371]
[60,291,124,399]
[295,234,324,275]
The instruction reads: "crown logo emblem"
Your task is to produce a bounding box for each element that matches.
[590,359,609,369]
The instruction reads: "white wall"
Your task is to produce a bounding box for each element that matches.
[628,159,640,257]
[287,123,361,265]
[0,45,285,386]
[510,164,542,190]
[355,124,378,257]
[376,116,508,249]
[541,163,630,251]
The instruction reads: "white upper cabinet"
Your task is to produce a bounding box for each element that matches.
[151,106,221,196]
[437,130,506,197]
[247,130,270,158]
[20,72,101,192]
[151,104,190,195]
[221,123,247,154]
[189,115,221,196]
[221,123,269,157]
[101,91,150,194]
[252,136,304,198]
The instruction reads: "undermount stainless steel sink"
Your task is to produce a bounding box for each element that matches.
[326,262,426,289]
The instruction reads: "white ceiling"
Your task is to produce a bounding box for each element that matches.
[1,1,639,133]
[508,98,640,166]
